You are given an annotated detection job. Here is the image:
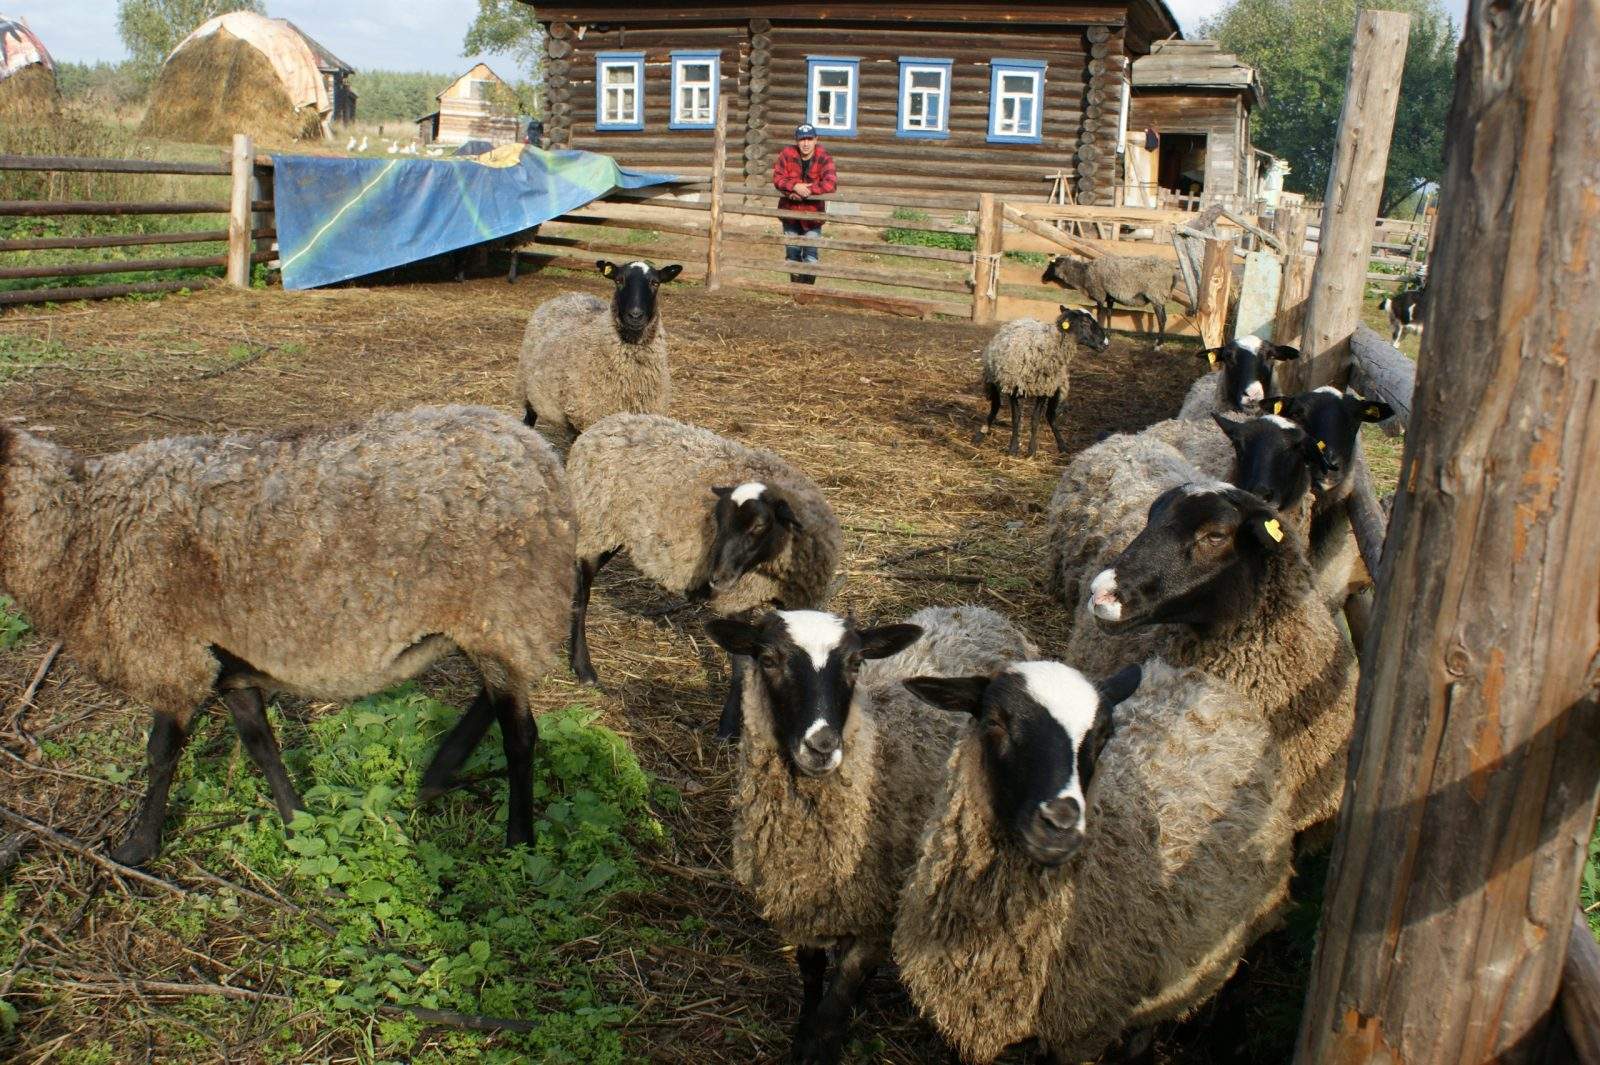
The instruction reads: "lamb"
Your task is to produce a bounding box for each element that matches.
[971,306,1109,457]
[0,406,575,867]
[704,605,1036,1065]
[1042,253,1181,347]
[1177,334,1301,420]
[894,655,1294,1064]
[1378,286,1426,346]
[517,259,682,437]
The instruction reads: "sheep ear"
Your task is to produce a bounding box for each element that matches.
[1200,346,1224,367]
[656,264,683,283]
[902,675,989,716]
[1096,663,1142,713]
[772,497,804,533]
[1269,344,1301,361]
[859,624,923,660]
[1212,412,1243,440]
[597,260,617,278]
[705,618,762,657]
[710,485,734,500]
[1353,398,1394,422]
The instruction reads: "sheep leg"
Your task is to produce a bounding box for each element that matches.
[522,402,537,429]
[715,655,747,743]
[1045,391,1070,454]
[971,381,1001,444]
[1027,394,1047,457]
[491,689,539,847]
[1006,390,1022,455]
[109,710,193,867]
[416,687,498,803]
[792,937,881,1065]
[1151,299,1168,349]
[222,687,304,823]
[569,550,615,686]
[795,946,828,1028]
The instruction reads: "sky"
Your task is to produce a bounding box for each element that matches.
[14,0,1469,70]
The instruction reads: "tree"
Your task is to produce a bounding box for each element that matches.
[464,0,544,88]
[117,0,265,80]
[1203,0,1457,215]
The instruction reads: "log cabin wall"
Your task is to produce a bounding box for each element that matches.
[1129,88,1251,201]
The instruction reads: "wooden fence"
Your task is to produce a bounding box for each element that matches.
[0,135,274,306]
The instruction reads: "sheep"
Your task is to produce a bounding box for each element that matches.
[972,306,1109,457]
[0,406,575,867]
[1176,334,1301,420]
[1041,253,1181,348]
[893,655,1294,1064]
[517,259,682,437]
[1378,286,1426,346]
[565,413,841,743]
[704,604,1036,1065]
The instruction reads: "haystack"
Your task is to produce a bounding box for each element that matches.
[0,15,60,122]
[141,11,329,145]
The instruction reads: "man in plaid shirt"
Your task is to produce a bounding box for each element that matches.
[771,124,837,284]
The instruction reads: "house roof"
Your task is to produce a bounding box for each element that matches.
[280,19,354,75]
[438,62,507,100]
[1131,39,1263,108]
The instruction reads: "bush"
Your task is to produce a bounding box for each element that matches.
[881,206,974,252]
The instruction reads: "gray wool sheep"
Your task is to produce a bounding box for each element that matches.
[1042,253,1180,347]
[972,306,1109,457]
[517,259,682,437]
[893,657,1295,1064]
[706,605,1036,1065]
[0,406,575,866]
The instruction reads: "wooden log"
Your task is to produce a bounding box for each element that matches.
[549,213,707,239]
[1000,203,1099,257]
[1562,910,1600,1065]
[546,37,572,59]
[1348,323,1415,427]
[0,252,233,281]
[0,278,221,306]
[0,200,259,217]
[1345,445,1388,579]
[1275,250,1315,349]
[706,95,727,291]
[727,202,975,234]
[0,154,230,176]
[750,16,771,32]
[1296,9,1411,390]
[226,134,253,288]
[722,229,973,262]
[1294,0,1600,1058]
[1087,25,1111,43]
[720,253,971,294]
[1090,42,1109,60]
[994,294,1201,336]
[547,21,571,39]
[971,192,1002,324]
[1194,236,1232,348]
[0,228,232,253]
[730,279,958,319]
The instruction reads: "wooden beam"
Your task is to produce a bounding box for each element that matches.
[1348,323,1416,427]
[706,95,727,292]
[1194,236,1232,348]
[0,278,221,306]
[1294,0,1600,1059]
[227,134,254,288]
[1296,9,1411,389]
[1562,910,1600,1065]
[972,193,1001,325]
[0,154,230,176]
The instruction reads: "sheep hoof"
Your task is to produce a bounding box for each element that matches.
[109,837,157,868]
[969,429,987,445]
[573,665,600,687]
[415,781,450,804]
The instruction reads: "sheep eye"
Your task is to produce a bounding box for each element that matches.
[844,651,863,671]
[758,648,783,669]
[1202,529,1231,546]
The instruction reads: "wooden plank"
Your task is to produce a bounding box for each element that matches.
[0,229,233,253]
[0,201,259,217]
[1294,0,1600,1058]
[1000,203,1099,258]
[720,253,971,294]
[727,279,962,319]
[1296,10,1411,391]
[1005,227,1182,262]
[721,229,973,263]
[1275,251,1315,349]
[0,278,222,306]
[972,193,1001,324]
[1194,237,1232,348]
[0,252,230,281]
[1348,324,1415,427]
[518,249,706,279]
[515,236,700,263]
[995,294,1201,336]
[549,213,708,238]
[1016,202,1198,224]
[725,202,976,235]
[0,154,231,176]
[1562,910,1600,1065]
[227,134,253,288]
[706,95,728,291]
[727,183,978,211]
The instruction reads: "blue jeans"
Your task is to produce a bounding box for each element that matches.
[783,219,819,281]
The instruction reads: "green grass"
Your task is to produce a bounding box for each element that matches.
[1583,825,1600,942]
[0,596,30,651]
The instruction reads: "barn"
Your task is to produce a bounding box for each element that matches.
[287,21,357,126]
[1124,38,1262,207]
[515,0,1273,206]
[416,63,524,148]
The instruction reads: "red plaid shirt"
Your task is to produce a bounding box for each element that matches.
[772,145,837,232]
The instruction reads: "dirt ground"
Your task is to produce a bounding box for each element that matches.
[0,271,1312,1063]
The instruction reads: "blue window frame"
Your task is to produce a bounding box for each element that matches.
[987,59,1047,144]
[669,50,720,130]
[595,51,644,132]
[897,57,952,139]
[806,56,859,137]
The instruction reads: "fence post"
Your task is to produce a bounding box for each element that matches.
[252,159,273,262]
[706,95,727,291]
[1295,10,1410,389]
[1194,236,1232,348]
[227,133,253,288]
[972,193,1001,325]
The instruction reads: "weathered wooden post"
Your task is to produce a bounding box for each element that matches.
[1294,0,1600,1060]
[1295,10,1410,388]
[706,94,728,291]
[226,133,253,289]
[1193,236,1232,348]
[971,193,1002,325]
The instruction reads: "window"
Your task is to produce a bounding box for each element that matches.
[467,78,494,102]
[670,51,720,130]
[806,56,859,136]
[595,52,644,131]
[897,58,952,139]
[988,59,1046,144]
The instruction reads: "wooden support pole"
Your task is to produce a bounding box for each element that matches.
[1296,10,1410,390]
[1275,251,1315,349]
[226,134,253,289]
[1294,0,1600,1059]
[706,94,728,291]
[1194,236,1232,348]
[971,193,1002,325]
[1563,908,1600,1065]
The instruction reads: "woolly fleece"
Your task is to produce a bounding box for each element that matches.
[518,290,670,436]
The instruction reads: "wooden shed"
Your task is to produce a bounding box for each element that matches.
[1126,39,1262,207]
[283,20,356,125]
[519,0,1184,203]
[417,62,523,147]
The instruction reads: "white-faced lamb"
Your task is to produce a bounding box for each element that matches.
[705,605,1035,1065]
[0,406,575,866]
[972,306,1109,457]
[1041,253,1181,347]
[517,259,682,437]
[1176,334,1300,420]
[1378,286,1426,346]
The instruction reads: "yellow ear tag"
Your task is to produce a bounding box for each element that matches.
[1316,440,1327,452]
[1207,351,1218,366]
[1060,321,1070,332]
[1272,399,1285,414]
[602,264,614,277]
[1263,518,1284,542]
[1366,405,1383,418]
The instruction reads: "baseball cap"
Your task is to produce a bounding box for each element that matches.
[794,124,818,139]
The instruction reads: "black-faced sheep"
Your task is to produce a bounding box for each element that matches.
[972,306,1109,457]
[1378,286,1426,346]
[1041,253,1181,347]
[893,655,1294,1064]
[0,406,575,867]
[705,605,1035,1065]
[517,259,682,437]
[1177,334,1301,420]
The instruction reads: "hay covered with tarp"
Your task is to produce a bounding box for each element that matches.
[141,11,329,145]
[0,14,60,121]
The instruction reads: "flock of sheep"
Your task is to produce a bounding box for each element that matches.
[0,254,1395,1064]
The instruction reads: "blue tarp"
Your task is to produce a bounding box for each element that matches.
[271,144,680,290]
